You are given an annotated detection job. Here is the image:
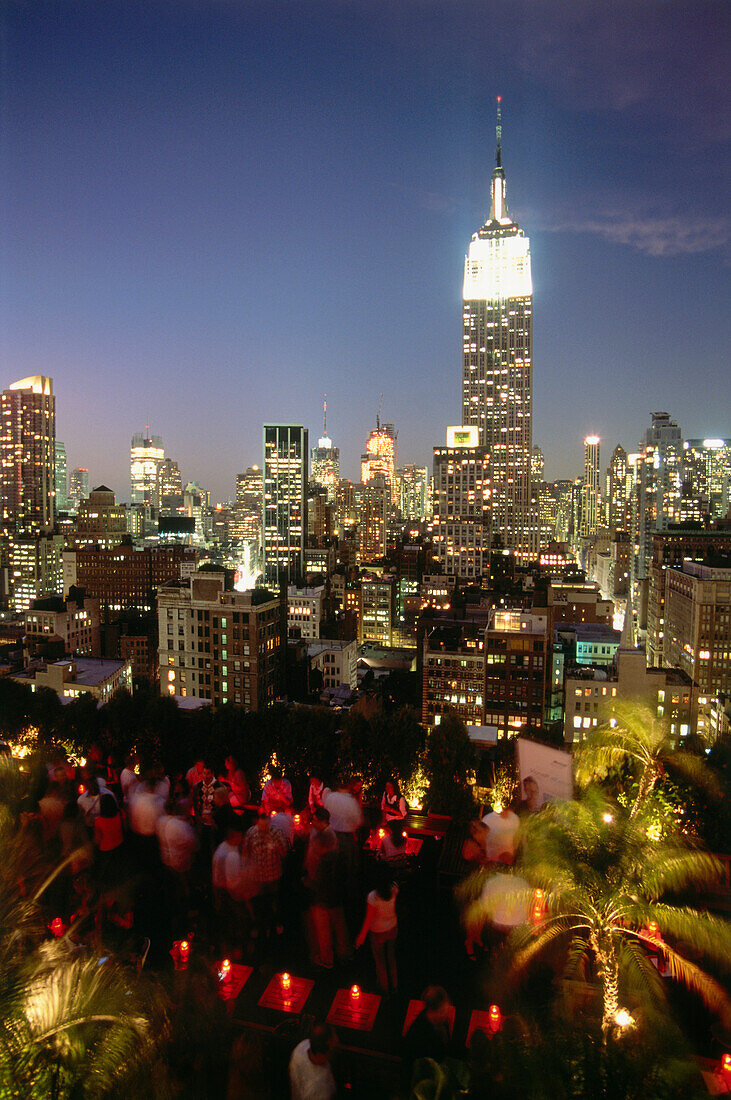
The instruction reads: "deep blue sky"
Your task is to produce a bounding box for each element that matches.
[1,0,729,501]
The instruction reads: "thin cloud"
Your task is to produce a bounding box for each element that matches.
[529,205,730,258]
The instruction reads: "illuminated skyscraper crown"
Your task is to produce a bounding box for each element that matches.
[462,98,532,301]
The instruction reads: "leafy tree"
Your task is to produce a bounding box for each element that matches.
[467,788,731,1039]
[422,711,476,819]
[0,780,171,1097]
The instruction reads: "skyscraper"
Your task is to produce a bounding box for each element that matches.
[130,431,164,510]
[263,424,308,588]
[54,441,69,513]
[1,376,56,537]
[310,396,340,503]
[461,99,536,560]
[637,412,683,580]
[68,467,90,511]
[361,416,397,504]
[581,436,601,538]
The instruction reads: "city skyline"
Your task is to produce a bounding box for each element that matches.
[2,1,729,501]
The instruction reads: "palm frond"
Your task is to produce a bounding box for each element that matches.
[658,942,731,1027]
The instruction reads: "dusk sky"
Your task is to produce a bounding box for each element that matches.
[2,0,729,502]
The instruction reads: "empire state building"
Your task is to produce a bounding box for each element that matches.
[461,99,537,560]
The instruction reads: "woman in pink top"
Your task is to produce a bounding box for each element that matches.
[355,865,398,994]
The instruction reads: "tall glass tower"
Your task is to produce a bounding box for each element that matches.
[461,99,536,560]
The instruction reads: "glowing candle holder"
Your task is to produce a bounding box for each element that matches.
[294,814,301,826]
[50,917,65,938]
[378,828,386,839]
[721,1053,731,1074]
[179,940,190,963]
[281,972,291,991]
[219,958,231,982]
[350,984,361,999]
[488,1004,502,1033]
[402,830,407,839]
[77,783,85,795]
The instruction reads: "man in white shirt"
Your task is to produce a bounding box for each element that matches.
[289,1022,337,1100]
[481,805,520,863]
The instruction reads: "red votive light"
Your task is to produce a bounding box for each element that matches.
[50,917,64,938]
[77,784,84,795]
[350,984,361,999]
[647,920,659,937]
[488,1004,502,1033]
[294,814,301,825]
[378,828,386,839]
[722,1053,731,1074]
[179,939,190,961]
[281,972,291,990]
[220,958,231,980]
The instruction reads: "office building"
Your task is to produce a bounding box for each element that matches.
[54,441,69,513]
[66,543,197,614]
[130,432,164,510]
[8,533,64,612]
[636,412,683,581]
[461,101,536,560]
[564,648,696,748]
[263,424,308,589]
[307,639,358,691]
[606,445,630,531]
[24,591,101,658]
[682,438,731,520]
[432,426,491,579]
[361,573,396,646]
[358,475,388,563]
[12,657,132,703]
[68,467,90,511]
[75,486,127,549]
[663,558,731,740]
[1,375,55,538]
[361,419,397,504]
[311,398,340,503]
[646,526,731,667]
[287,584,325,640]
[581,436,601,538]
[399,464,429,522]
[157,569,281,709]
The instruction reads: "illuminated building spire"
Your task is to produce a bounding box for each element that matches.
[489,95,510,225]
[323,394,327,436]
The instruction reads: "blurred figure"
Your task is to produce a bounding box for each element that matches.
[221,754,250,814]
[261,766,292,813]
[462,820,490,867]
[186,756,205,790]
[289,1021,337,1100]
[120,752,139,807]
[381,779,407,821]
[378,819,410,874]
[403,986,454,1063]
[481,804,520,864]
[307,772,330,814]
[77,776,102,828]
[355,864,398,994]
[244,809,287,941]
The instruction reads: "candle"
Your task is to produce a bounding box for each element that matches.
[220,958,231,980]
[281,972,291,990]
[721,1053,731,1074]
[488,1004,501,1032]
[50,917,65,938]
[350,984,361,999]
[378,828,386,839]
[294,814,301,825]
[179,940,190,962]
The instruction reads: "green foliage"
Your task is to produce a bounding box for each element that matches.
[0,797,172,1098]
[485,789,731,1037]
[423,711,476,820]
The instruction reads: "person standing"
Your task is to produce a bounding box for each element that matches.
[481,804,520,864]
[355,865,398,995]
[323,779,363,910]
[381,779,407,821]
[244,809,287,941]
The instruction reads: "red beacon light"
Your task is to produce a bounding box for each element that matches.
[488,1004,502,1033]
[350,984,361,1000]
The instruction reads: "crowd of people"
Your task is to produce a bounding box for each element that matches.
[15,746,544,1096]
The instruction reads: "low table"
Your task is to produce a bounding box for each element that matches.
[217,963,252,1010]
[327,988,380,1032]
[258,973,314,1015]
